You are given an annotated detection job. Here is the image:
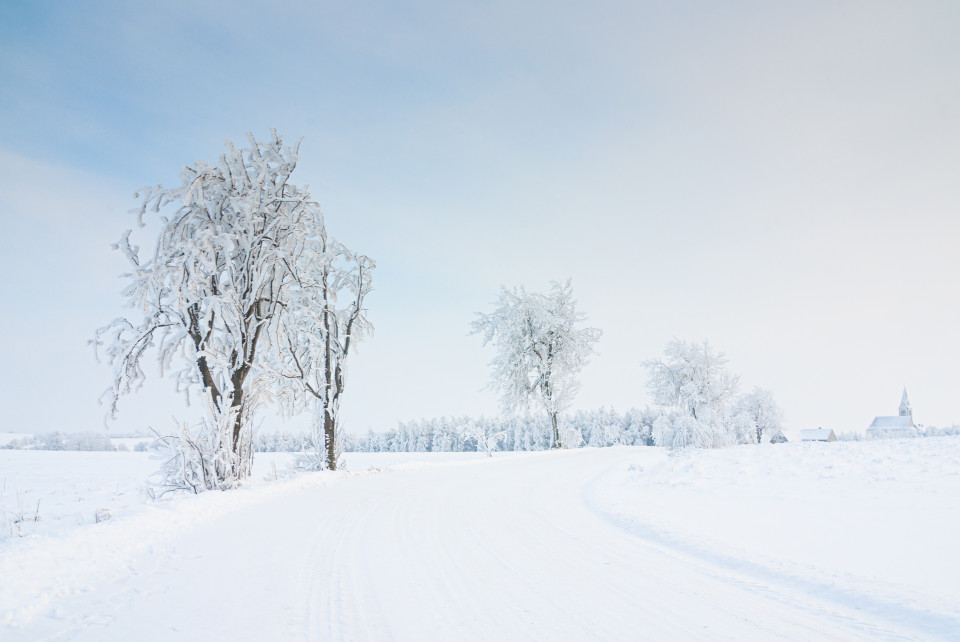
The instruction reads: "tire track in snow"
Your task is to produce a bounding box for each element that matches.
[580,450,957,641]
[300,451,892,640]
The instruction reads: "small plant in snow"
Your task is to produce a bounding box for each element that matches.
[466,424,508,457]
[4,492,41,537]
[147,411,256,495]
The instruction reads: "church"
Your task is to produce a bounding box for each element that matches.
[867,389,919,438]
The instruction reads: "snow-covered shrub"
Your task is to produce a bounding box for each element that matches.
[73,432,114,451]
[40,432,68,451]
[729,411,759,445]
[645,340,785,450]
[150,410,253,495]
[734,388,785,444]
[653,411,735,450]
[836,431,864,441]
[465,424,508,457]
[923,424,960,437]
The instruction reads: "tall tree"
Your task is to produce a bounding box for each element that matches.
[472,280,601,448]
[269,225,374,471]
[94,131,372,489]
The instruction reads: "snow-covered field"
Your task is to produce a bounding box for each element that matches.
[1,439,958,640]
[0,433,32,447]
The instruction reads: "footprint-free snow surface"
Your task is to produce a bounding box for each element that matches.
[2,440,959,640]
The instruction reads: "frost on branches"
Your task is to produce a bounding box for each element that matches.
[267,229,373,472]
[93,131,373,491]
[645,339,784,449]
[472,280,601,449]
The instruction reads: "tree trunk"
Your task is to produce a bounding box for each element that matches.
[550,410,562,449]
[229,365,250,455]
[230,386,244,453]
[324,409,337,471]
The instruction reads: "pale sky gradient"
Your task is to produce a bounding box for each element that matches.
[1,0,958,436]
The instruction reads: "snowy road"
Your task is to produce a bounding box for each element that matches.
[3,448,954,640]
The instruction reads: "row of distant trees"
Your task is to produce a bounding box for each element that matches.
[470,284,786,451]
[833,425,960,441]
[347,409,654,454]
[349,329,794,452]
[7,419,957,454]
[1,432,149,452]
[347,386,785,456]
[340,415,960,453]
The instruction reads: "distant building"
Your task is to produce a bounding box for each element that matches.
[867,389,919,439]
[799,428,836,442]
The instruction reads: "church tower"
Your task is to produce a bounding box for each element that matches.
[899,388,912,419]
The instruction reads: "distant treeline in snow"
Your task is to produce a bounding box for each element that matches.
[6,418,957,454]
[245,413,960,454]
[1,431,149,452]
[225,410,654,454]
[344,408,657,454]
[252,432,313,453]
[834,424,960,441]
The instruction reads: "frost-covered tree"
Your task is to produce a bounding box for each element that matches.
[645,339,741,449]
[734,387,785,444]
[472,280,601,448]
[646,340,739,421]
[269,225,373,471]
[94,131,371,489]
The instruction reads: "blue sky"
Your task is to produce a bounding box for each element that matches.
[2,0,959,436]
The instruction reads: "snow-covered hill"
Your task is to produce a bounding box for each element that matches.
[2,440,958,640]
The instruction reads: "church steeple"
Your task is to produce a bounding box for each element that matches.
[899,388,912,418]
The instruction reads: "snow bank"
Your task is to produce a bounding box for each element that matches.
[585,437,960,635]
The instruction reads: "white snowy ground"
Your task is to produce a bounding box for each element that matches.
[1,439,958,641]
